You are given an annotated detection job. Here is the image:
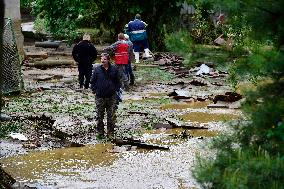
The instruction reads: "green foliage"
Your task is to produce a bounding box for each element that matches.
[193,0,284,188]
[228,66,239,91]
[33,15,48,34]
[20,0,33,9]
[194,147,284,189]
[31,0,182,49]
[32,0,87,40]
[165,30,193,56]
[135,67,174,82]
[0,121,23,138]
[190,11,217,44]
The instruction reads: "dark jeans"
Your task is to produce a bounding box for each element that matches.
[78,64,92,89]
[133,39,149,52]
[126,61,133,77]
[95,95,116,135]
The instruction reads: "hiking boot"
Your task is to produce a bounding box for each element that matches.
[129,74,135,85]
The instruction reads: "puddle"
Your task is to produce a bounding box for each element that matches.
[0,144,117,183]
[180,112,239,123]
[0,140,202,188]
[160,101,210,110]
[141,128,218,146]
[148,92,169,97]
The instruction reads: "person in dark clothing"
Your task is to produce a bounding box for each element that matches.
[91,53,121,139]
[72,34,97,89]
[124,34,135,85]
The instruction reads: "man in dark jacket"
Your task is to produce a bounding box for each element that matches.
[72,33,97,89]
[91,53,121,138]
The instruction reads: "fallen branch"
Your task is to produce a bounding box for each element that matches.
[113,138,169,150]
[25,60,75,67]
[127,111,149,116]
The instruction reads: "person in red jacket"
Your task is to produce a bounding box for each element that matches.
[104,33,129,90]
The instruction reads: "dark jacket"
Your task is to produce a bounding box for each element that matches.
[127,19,148,41]
[90,64,121,98]
[72,40,97,66]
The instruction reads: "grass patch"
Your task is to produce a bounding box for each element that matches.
[135,67,174,83]
[0,121,24,138]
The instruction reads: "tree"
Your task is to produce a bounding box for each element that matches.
[30,0,182,50]
[0,0,4,115]
[194,0,284,188]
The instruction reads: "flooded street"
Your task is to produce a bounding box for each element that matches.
[1,139,205,188]
[1,58,242,188]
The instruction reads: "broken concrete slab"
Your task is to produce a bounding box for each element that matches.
[169,90,191,98]
[165,118,208,129]
[9,133,28,141]
[213,92,242,103]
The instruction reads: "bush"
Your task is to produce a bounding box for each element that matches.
[194,147,284,189]
[165,30,195,67]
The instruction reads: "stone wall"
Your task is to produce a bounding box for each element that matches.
[4,0,24,59]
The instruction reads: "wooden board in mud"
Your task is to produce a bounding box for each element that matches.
[0,165,16,188]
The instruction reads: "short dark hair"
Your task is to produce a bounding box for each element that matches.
[135,14,141,19]
[118,33,125,40]
[101,53,110,60]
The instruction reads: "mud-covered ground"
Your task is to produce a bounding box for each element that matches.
[0,48,242,188]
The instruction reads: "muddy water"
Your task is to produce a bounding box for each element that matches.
[1,139,203,188]
[1,144,117,183]
[180,112,239,123]
[142,128,218,146]
[160,101,210,110]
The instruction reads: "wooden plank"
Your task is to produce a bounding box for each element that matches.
[0,165,16,189]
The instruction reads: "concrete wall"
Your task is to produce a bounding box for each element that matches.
[4,0,24,59]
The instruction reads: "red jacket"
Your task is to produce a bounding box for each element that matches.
[109,40,129,65]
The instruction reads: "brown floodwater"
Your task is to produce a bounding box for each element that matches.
[180,112,239,123]
[160,101,210,110]
[1,144,117,183]
[1,139,202,188]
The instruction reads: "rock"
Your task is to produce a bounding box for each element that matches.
[214,34,226,45]
[228,99,244,109]
[9,133,28,141]
[189,78,207,86]
[213,92,242,103]
[169,90,191,98]
[0,113,12,121]
[196,64,210,75]
[207,103,229,109]
[158,59,166,65]
[154,123,173,129]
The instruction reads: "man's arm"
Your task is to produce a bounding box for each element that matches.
[90,67,97,93]
[72,44,79,62]
[90,45,98,63]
